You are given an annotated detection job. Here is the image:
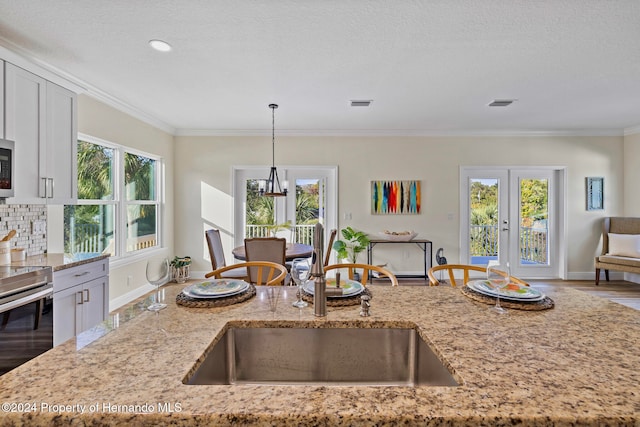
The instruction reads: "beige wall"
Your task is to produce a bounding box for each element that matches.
[62,95,176,302]
[174,134,625,280]
[624,133,640,216]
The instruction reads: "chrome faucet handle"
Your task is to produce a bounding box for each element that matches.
[360,294,371,317]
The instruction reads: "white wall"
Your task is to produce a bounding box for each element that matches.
[66,94,175,302]
[623,132,640,283]
[174,134,625,280]
[624,133,640,216]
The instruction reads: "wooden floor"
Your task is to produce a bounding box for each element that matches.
[374,277,640,311]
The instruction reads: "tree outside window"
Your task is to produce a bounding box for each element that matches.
[64,137,161,256]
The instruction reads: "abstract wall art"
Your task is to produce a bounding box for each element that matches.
[371,180,421,215]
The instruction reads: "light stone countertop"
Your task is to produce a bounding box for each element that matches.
[10,252,109,271]
[0,281,639,426]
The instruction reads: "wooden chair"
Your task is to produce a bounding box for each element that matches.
[324,263,399,287]
[427,264,529,287]
[324,228,337,267]
[205,229,248,280]
[205,261,287,286]
[244,237,287,285]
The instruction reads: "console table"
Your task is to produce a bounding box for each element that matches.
[366,238,432,282]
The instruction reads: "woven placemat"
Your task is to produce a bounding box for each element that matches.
[301,286,372,307]
[176,284,256,308]
[460,285,554,311]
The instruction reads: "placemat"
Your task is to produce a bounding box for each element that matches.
[460,285,554,311]
[176,284,256,308]
[301,286,372,307]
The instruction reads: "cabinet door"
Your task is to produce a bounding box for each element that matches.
[4,63,46,203]
[81,276,109,331]
[53,285,83,346]
[45,82,77,204]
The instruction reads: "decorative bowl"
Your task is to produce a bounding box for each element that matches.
[378,231,418,241]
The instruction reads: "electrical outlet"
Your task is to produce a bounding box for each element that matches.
[127,275,133,287]
[31,220,46,234]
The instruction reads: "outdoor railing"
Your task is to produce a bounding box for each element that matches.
[470,225,548,264]
[246,224,316,245]
[68,221,157,254]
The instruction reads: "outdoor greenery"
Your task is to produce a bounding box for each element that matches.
[245,180,320,228]
[64,140,157,253]
[469,179,548,258]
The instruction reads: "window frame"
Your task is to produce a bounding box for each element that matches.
[73,133,164,261]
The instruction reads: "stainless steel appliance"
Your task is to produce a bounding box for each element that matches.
[0,266,53,375]
[0,138,15,198]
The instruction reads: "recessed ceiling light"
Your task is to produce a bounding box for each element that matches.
[488,99,516,107]
[350,100,373,107]
[149,39,172,52]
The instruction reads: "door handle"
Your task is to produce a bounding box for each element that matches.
[47,178,54,198]
[502,227,509,231]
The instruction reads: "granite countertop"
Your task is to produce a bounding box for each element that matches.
[10,252,109,271]
[1,282,639,426]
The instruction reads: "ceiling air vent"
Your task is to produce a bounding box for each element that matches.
[350,100,372,107]
[488,99,515,107]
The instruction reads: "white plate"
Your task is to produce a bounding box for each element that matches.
[183,279,250,299]
[467,280,546,302]
[302,279,365,298]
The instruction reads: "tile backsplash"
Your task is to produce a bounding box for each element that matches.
[0,204,47,255]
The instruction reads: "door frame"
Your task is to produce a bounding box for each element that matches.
[459,166,567,279]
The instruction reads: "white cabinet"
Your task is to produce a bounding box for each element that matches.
[3,63,45,204]
[53,258,109,346]
[4,62,77,204]
[44,82,77,204]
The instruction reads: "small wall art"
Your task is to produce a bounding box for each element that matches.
[586,177,604,211]
[371,180,421,214]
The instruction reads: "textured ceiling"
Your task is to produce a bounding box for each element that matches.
[0,0,639,135]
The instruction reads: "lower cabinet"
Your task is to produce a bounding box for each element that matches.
[53,258,109,346]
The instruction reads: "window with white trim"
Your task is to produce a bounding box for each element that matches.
[64,135,163,257]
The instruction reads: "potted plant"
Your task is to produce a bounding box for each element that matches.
[170,256,191,284]
[332,227,370,280]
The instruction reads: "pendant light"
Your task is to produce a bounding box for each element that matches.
[259,104,288,197]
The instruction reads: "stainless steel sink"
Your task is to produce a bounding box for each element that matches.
[185,326,459,386]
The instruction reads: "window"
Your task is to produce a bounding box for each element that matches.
[64,135,163,257]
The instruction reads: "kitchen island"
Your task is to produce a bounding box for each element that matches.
[0,281,639,426]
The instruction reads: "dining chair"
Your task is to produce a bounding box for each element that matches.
[324,263,398,287]
[205,229,248,280]
[323,228,337,267]
[427,264,529,287]
[244,237,287,285]
[205,261,287,286]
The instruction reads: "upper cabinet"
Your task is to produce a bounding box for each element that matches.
[45,82,77,204]
[4,62,77,204]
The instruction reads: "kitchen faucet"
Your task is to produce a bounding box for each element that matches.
[309,223,342,317]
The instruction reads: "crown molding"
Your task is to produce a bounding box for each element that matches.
[0,40,85,93]
[0,38,630,139]
[0,38,175,136]
[624,124,640,136]
[175,128,624,137]
[83,89,176,135]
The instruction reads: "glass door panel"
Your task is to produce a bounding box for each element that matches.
[509,170,556,278]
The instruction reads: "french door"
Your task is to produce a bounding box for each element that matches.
[460,167,562,279]
[233,166,337,257]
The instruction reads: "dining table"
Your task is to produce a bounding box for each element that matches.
[232,242,313,261]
